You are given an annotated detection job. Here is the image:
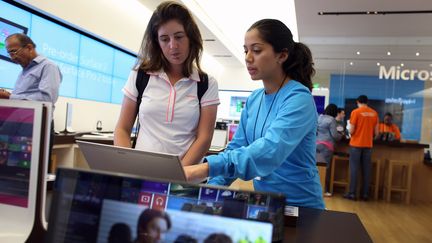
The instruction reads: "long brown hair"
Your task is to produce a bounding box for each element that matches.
[136,1,203,77]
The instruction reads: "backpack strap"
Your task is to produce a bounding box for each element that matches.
[135,69,150,116]
[197,73,209,106]
[132,69,150,148]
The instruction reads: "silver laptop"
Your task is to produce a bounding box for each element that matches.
[77,140,186,181]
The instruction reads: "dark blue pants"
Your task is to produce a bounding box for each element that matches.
[348,147,372,197]
[316,143,333,193]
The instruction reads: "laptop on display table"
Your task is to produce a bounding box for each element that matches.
[77,140,187,181]
[45,168,285,243]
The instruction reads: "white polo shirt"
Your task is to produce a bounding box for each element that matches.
[122,68,220,158]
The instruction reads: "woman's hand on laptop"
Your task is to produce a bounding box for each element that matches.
[184,163,209,182]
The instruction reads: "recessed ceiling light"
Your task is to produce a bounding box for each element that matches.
[349,62,354,66]
[213,54,232,58]
[416,52,420,56]
[387,51,391,56]
[429,63,432,67]
[400,63,404,67]
[377,62,380,66]
[356,51,360,55]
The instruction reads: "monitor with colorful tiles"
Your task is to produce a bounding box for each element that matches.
[46,168,285,243]
[0,100,49,243]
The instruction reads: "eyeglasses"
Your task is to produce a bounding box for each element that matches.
[7,47,23,56]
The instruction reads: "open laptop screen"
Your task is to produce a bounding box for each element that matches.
[46,168,285,243]
[0,106,35,207]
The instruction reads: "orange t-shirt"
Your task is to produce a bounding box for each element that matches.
[379,123,401,140]
[349,106,378,148]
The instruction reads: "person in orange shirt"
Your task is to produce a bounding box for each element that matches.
[344,95,379,201]
[378,112,401,141]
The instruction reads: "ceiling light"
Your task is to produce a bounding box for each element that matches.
[185,0,298,65]
[356,51,360,55]
[416,52,420,56]
[377,62,380,66]
[387,51,391,56]
[213,54,232,58]
[401,63,404,67]
[317,10,432,15]
[349,62,354,66]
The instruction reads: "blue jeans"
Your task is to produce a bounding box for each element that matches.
[316,143,333,193]
[348,147,372,197]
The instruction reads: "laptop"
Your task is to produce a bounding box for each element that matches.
[45,168,285,243]
[209,129,227,152]
[0,100,52,243]
[77,140,187,181]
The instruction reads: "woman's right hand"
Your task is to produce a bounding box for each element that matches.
[184,163,209,183]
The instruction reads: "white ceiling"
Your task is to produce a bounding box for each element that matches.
[139,0,432,76]
[139,0,298,68]
[294,0,432,76]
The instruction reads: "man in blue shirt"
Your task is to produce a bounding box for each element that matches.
[0,33,62,103]
[1,33,62,172]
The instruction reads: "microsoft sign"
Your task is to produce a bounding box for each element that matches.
[379,65,432,81]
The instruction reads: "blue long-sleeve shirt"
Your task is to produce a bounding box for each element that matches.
[10,55,62,108]
[207,80,325,209]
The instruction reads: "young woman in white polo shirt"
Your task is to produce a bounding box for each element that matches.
[114,1,219,166]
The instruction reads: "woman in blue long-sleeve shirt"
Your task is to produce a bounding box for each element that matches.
[184,19,324,209]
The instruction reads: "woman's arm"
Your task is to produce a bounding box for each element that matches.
[330,119,342,141]
[181,105,218,166]
[114,95,137,148]
[186,91,316,182]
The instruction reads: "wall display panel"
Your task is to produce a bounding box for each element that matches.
[0,0,136,104]
[113,50,135,79]
[54,61,78,98]
[30,15,80,65]
[0,1,31,31]
[0,17,28,61]
[0,1,30,88]
[0,61,20,89]
[79,36,114,75]
[330,74,424,140]
[77,68,112,102]
[344,98,404,131]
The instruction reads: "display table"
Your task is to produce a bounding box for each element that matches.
[52,132,114,170]
[334,139,431,202]
[284,207,372,243]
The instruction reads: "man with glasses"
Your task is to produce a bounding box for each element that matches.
[1,33,62,172]
[0,33,62,102]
